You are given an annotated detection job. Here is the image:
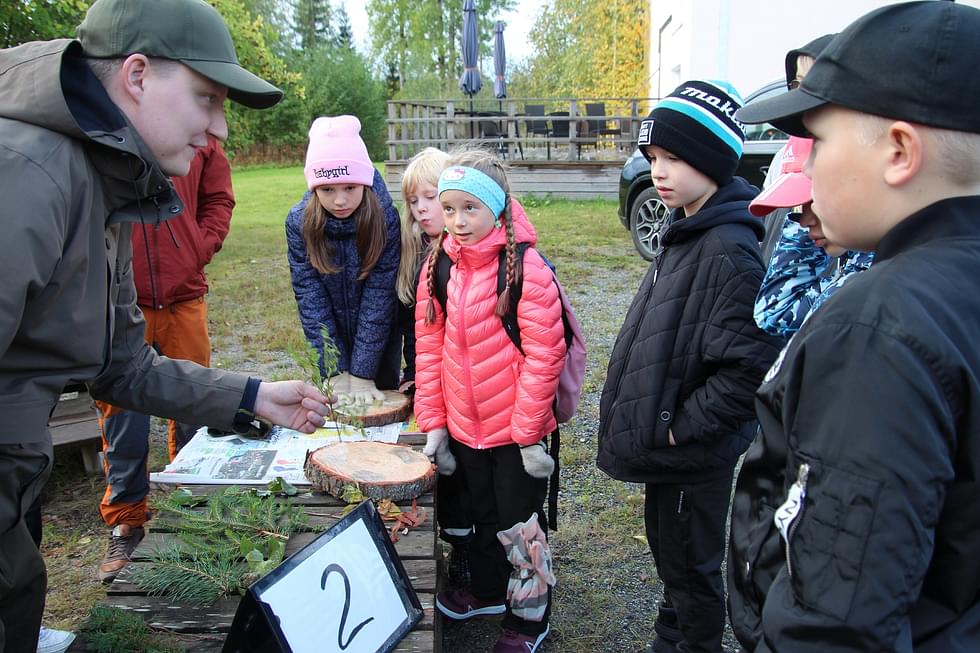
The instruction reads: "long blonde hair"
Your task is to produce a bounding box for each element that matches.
[398,148,451,305]
[424,147,517,325]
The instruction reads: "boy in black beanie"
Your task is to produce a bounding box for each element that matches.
[597,80,781,653]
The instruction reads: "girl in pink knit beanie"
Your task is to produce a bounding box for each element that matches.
[286,115,402,406]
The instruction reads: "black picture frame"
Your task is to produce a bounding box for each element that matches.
[223,500,423,653]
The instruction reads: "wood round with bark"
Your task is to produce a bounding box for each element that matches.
[332,390,412,427]
[305,441,436,501]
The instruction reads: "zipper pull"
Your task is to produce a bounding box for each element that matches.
[774,462,810,578]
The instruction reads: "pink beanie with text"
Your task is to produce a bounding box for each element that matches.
[304,115,375,190]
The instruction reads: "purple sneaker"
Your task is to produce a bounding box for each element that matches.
[493,624,550,652]
[435,589,506,620]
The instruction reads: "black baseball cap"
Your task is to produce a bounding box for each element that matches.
[737,1,980,137]
[77,0,283,109]
[784,33,835,88]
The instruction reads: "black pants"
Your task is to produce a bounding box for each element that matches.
[451,440,551,637]
[645,470,735,653]
[0,442,52,653]
[436,467,473,546]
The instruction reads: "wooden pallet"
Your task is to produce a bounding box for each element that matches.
[79,434,442,652]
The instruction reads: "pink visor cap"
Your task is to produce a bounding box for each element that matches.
[748,136,814,217]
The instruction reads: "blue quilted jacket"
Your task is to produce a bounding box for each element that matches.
[285,169,401,381]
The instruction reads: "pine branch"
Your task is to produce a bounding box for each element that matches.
[132,545,244,606]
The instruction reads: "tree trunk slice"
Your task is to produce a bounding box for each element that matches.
[305,441,436,501]
[333,390,412,427]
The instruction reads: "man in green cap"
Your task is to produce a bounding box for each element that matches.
[0,1,331,651]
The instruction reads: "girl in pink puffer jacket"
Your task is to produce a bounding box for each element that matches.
[414,149,564,653]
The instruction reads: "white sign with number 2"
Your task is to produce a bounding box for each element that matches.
[257,517,409,653]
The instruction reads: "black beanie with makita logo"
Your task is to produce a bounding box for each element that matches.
[637,80,746,185]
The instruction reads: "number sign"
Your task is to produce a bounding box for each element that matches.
[223,500,422,653]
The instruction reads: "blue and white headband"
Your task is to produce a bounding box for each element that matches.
[437,166,506,218]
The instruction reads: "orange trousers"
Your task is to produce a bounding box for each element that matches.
[97,297,211,528]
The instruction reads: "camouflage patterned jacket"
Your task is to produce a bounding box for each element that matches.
[754,217,874,337]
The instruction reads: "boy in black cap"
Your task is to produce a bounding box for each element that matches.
[597,80,780,653]
[0,1,331,650]
[729,2,980,650]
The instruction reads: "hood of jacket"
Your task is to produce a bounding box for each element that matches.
[663,177,764,245]
[0,39,181,217]
[442,198,538,267]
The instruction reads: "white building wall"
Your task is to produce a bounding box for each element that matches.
[649,0,980,101]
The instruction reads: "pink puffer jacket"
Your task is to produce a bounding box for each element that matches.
[414,200,565,449]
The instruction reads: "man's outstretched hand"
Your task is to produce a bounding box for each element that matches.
[255,380,333,433]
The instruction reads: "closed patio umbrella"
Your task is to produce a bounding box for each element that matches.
[493,20,507,100]
[459,0,482,99]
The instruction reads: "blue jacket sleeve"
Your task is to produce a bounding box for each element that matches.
[754,217,832,337]
[285,194,344,373]
[349,171,401,379]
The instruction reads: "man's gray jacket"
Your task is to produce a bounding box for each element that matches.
[0,39,249,449]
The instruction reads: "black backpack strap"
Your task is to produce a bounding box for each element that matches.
[499,242,530,354]
[547,423,560,531]
[432,249,453,315]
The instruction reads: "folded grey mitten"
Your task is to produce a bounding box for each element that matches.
[423,427,456,475]
[520,441,554,479]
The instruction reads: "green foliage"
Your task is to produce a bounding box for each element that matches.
[289,323,338,397]
[212,0,307,156]
[295,46,388,160]
[81,605,182,653]
[367,0,515,97]
[132,487,314,605]
[510,0,650,108]
[0,0,89,47]
[293,0,334,51]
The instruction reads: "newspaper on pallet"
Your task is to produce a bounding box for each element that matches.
[150,415,420,486]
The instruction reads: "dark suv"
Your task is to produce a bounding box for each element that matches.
[617,79,788,260]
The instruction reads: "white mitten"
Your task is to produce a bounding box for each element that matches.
[520,441,554,479]
[423,427,456,475]
[347,375,385,404]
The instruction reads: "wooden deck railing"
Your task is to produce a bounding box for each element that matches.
[386,97,659,163]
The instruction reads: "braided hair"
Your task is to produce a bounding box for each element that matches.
[424,147,518,325]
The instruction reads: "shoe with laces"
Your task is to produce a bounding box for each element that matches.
[435,589,506,620]
[493,624,550,652]
[37,627,75,653]
[98,524,145,584]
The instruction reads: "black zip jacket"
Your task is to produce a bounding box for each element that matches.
[729,196,980,652]
[597,177,781,484]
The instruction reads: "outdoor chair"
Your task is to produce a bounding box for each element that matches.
[583,102,620,157]
[524,104,551,157]
[548,111,571,158]
[478,112,523,160]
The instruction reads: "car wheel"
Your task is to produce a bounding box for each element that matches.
[629,187,670,261]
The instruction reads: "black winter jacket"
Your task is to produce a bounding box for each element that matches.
[729,196,980,652]
[597,178,781,483]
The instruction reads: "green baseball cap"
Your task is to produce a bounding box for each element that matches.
[77,0,283,109]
